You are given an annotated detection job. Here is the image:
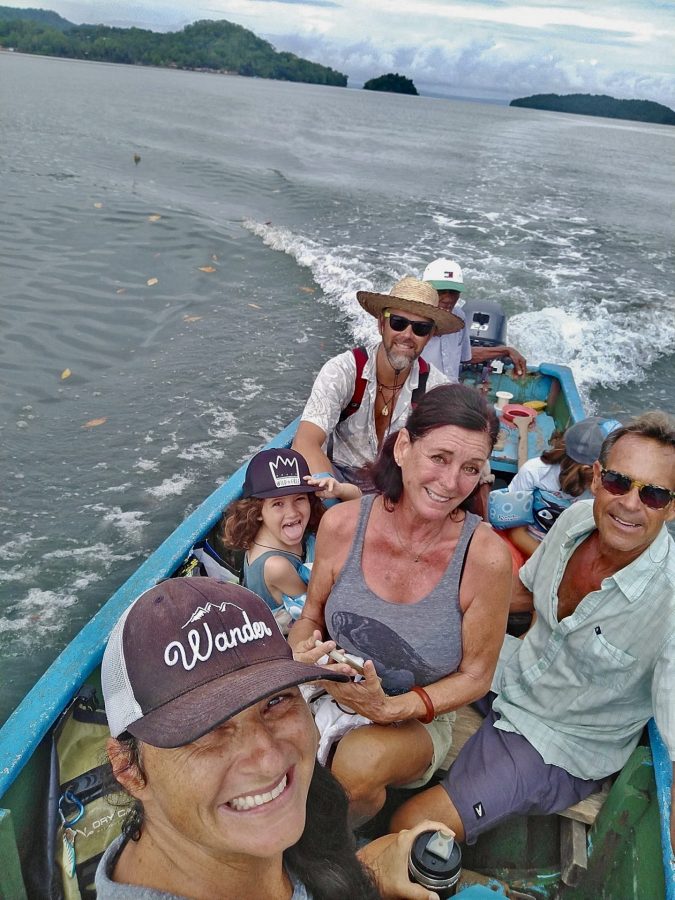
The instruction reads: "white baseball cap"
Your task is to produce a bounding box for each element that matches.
[423,258,464,292]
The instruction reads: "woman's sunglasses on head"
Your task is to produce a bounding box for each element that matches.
[600,468,675,510]
[384,310,434,337]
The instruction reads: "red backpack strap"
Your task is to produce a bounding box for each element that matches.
[411,356,430,408]
[338,347,369,422]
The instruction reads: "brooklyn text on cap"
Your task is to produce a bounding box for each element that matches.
[356,275,464,335]
[101,578,348,748]
[422,259,464,293]
[565,416,622,466]
[242,448,317,499]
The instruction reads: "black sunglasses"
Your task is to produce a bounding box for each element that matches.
[600,468,675,511]
[384,310,434,337]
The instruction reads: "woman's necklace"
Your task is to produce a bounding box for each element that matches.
[390,509,445,564]
[252,541,302,559]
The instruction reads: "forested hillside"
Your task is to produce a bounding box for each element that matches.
[0,10,348,85]
[510,92,675,125]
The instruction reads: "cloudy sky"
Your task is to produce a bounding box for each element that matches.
[9,0,675,105]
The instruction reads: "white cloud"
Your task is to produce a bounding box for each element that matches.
[6,0,675,105]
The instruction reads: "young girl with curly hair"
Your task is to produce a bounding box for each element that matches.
[223,447,358,631]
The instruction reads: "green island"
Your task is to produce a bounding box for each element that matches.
[510,92,675,126]
[363,72,418,95]
[0,5,347,85]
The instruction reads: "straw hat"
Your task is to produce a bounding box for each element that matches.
[357,276,464,335]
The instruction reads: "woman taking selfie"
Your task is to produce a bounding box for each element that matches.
[97,578,445,899]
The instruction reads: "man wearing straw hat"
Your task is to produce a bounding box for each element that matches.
[293,276,463,488]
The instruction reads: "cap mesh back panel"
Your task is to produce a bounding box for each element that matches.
[101,604,144,737]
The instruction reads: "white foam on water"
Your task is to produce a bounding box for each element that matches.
[161,433,179,455]
[509,302,675,400]
[134,458,159,472]
[41,542,135,565]
[145,474,194,499]
[200,406,239,441]
[101,482,134,494]
[0,587,78,636]
[0,563,40,584]
[86,504,149,538]
[0,534,42,561]
[242,219,379,344]
[177,443,225,462]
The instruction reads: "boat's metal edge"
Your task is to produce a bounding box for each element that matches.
[649,719,675,897]
[0,420,299,798]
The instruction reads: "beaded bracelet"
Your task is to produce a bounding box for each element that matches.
[410,686,435,724]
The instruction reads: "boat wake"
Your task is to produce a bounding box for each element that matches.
[244,219,675,406]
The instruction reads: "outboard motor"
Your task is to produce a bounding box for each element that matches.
[461,300,507,348]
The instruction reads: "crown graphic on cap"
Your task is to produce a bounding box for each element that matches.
[242,447,317,499]
[269,454,301,488]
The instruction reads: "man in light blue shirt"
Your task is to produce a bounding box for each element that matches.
[422,258,526,379]
[392,411,675,849]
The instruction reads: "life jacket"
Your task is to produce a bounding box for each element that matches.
[338,346,430,422]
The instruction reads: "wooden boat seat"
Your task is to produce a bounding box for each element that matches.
[439,706,611,889]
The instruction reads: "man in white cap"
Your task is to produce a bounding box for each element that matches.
[292,276,462,487]
[423,258,527,379]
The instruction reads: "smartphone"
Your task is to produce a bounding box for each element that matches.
[327,648,365,676]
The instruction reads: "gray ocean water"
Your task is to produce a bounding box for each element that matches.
[1,52,674,725]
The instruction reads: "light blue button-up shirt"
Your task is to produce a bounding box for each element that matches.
[492,500,675,780]
[423,307,471,380]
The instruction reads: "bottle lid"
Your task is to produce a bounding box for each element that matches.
[410,829,462,882]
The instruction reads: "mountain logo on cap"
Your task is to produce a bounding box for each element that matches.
[165,602,273,672]
[183,601,240,628]
[269,454,301,488]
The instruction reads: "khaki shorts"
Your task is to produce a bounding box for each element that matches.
[399,710,456,790]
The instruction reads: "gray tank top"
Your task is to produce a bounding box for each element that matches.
[325,494,480,692]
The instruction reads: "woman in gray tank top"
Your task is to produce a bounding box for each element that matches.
[289,384,512,826]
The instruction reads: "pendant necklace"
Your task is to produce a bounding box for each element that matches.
[377,375,401,417]
[391,509,445,563]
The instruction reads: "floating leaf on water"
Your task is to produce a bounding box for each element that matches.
[60,368,72,380]
[94,202,103,208]
[146,277,159,286]
[198,266,216,273]
[248,303,262,309]
[299,286,315,294]
[83,417,107,428]
[147,214,161,222]
[184,315,203,323]
[116,288,126,294]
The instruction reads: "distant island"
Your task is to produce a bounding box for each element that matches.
[364,73,418,96]
[0,5,348,86]
[510,93,675,126]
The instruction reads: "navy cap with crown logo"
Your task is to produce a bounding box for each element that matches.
[242,448,317,499]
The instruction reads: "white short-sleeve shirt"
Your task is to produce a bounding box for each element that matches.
[299,342,448,470]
